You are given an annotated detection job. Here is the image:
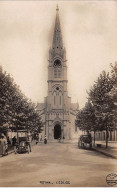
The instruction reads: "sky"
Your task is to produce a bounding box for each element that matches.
[0,0,117,109]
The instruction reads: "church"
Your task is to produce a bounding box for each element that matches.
[37,6,78,140]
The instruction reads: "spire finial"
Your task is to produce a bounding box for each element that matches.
[56,4,59,12]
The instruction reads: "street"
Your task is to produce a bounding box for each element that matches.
[0,140,117,187]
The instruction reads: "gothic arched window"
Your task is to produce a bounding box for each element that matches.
[60,96,61,105]
[54,59,62,78]
[54,96,56,105]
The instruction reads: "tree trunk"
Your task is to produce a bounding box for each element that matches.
[106,128,109,149]
[94,131,95,147]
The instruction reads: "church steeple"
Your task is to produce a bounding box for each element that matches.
[43,6,77,140]
[52,5,63,56]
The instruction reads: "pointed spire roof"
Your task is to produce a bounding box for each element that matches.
[52,5,63,52]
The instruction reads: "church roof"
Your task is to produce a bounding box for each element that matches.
[71,102,79,111]
[37,103,45,110]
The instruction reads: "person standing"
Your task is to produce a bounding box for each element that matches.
[36,134,39,144]
[87,131,92,140]
[40,135,43,141]
[7,136,11,144]
[12,136,17,154]
[44,135,47,144]
[0,134,7,156]
[26,136,32,152]
[63,136,65,143]
[87,130,92,148]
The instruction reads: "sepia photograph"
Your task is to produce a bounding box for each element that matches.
[0,0,117,187]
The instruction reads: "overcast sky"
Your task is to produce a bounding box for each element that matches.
[0,0,117,108]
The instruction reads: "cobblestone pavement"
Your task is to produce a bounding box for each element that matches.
[0,140,117,187]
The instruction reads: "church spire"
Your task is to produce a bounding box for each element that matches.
[56,4,59,12]
[52,5,63,53]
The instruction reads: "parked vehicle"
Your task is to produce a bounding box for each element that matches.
[16,137,30,154]
[78,135,92,149]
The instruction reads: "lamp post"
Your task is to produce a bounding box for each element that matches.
[45,112,46,136]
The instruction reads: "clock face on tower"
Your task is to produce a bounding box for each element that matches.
[54,59,61,67]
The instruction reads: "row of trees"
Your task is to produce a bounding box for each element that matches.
[0,66,43,136]
[76,63,117,148]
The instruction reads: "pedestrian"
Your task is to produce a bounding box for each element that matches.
[87,131,92,148]
[87,131,92,140]
[7,136,11,144]
[35,134,39,144]
[26,136,32,152]
[40,135,43,141]
[63,136,65,143]
[12,136,17,154]
[58,137,61,143]
[44,135,47,144]
[0,133,7,156]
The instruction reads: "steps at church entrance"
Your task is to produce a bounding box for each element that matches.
[47,139,73,144]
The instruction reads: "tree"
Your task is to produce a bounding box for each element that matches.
[110,63,117,131]
[76,101,98,146]
[88,70,115,148]
[76,64,116,148]
[0,66,43,136]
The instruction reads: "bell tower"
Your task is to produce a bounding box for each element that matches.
[48,5,68,109]
[48,5,67,82]
[42,6,76,140]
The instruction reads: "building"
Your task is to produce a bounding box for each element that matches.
[37,6,78,140]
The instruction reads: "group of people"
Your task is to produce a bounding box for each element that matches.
[0,134,18,156]
[0,133,46,156]
[0,132,66,156]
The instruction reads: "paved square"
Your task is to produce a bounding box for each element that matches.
[0,141,117,187]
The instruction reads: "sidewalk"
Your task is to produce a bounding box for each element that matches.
[8,145,14,154]
[0,145,14,157]
[93,141,117,159]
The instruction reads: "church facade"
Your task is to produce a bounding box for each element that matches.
[37,7,78,140]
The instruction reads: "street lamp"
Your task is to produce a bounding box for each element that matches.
[45,112,47,136]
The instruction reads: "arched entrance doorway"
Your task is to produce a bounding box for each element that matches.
[54,124,61,139]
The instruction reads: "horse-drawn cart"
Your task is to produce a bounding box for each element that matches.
[78,135,92,149]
